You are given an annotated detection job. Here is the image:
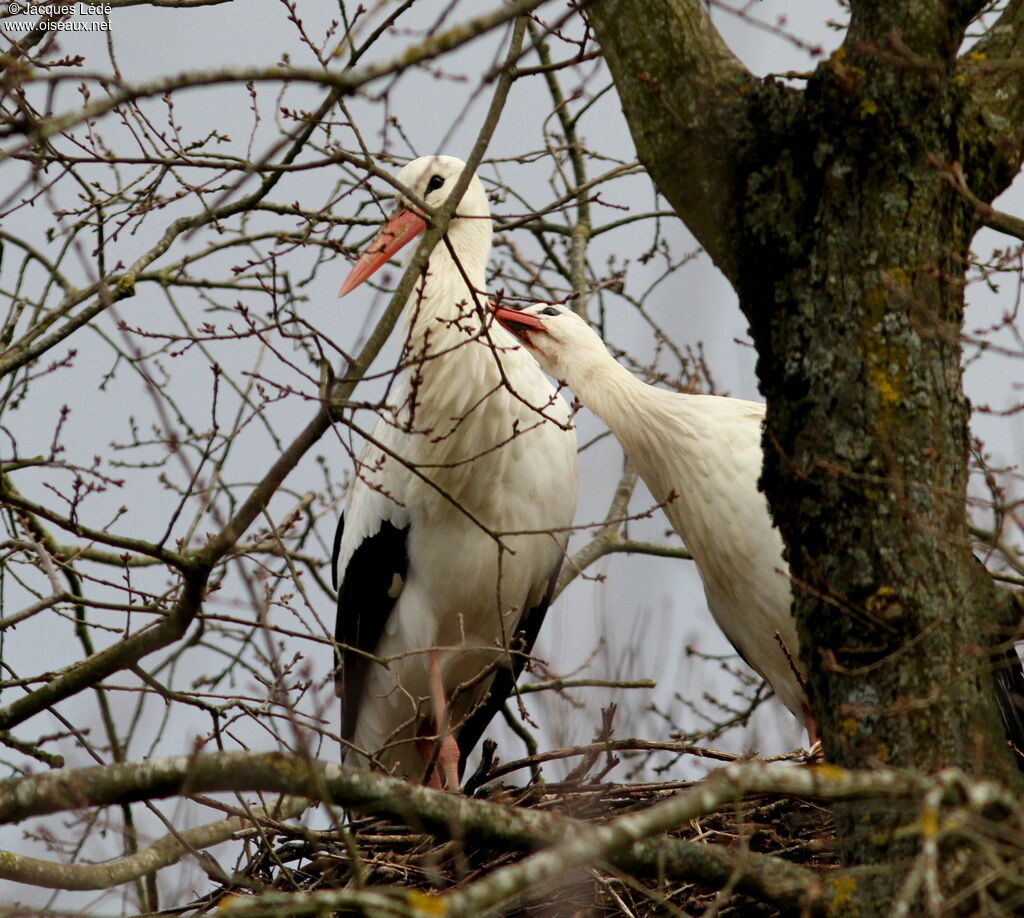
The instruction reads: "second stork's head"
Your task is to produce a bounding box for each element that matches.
[492,302,608,385]
[340,155,492,298]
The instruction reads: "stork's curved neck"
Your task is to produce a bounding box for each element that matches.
[561,344,685,465]
[564,347,654,423]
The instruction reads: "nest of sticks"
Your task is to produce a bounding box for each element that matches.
[201,762,836,917]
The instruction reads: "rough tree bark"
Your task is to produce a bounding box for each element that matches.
[588,0,1024,909]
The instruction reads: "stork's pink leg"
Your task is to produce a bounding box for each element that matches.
[803,704,822,759]
[427,649,461,789]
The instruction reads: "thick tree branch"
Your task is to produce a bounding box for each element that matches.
[937,159,1024,241]
[844,0,987,58]
[958,0,1024,198]
[442,759,1017,916]
[585,0,758,284]
[0,751,835,911]
[10,751,1014,914]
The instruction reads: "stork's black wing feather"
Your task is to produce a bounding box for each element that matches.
[330,512,345,592]
[333,511,409,744]
[993,642,1024,772]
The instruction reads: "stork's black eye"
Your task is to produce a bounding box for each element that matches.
[539,306,560,316]
[426,174,445,193]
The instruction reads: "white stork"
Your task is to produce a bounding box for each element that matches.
[333,156,578,787]
[493,301,1024,762]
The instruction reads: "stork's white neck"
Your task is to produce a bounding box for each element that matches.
[394,215,539,434]
[403,217,491,337]
[558,347,656,430]
[557,344,696,487]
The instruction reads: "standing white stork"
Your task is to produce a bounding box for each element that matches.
[333,156,578,787]
[493,301,1024,763]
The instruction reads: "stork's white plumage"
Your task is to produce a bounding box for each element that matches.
[492,302,809,729]
[333,157,578,786]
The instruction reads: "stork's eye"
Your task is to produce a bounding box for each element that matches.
[539,306,560,316]
[426,175,445,193]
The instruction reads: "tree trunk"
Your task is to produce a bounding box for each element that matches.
[588,0,1024,908]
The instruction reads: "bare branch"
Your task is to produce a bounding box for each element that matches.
[585,0,758,283]
[0,796,308,890]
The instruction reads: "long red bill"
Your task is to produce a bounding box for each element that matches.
[491,305,545,343]
[339,208,428,297]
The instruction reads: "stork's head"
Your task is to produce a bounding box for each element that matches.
[340,155,491,296]
[492,302,606,384]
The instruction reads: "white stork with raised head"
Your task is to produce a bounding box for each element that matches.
[492,301,1024,763]
[333,156,578,788]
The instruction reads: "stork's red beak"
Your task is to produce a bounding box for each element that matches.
[491,305,545,345]
[339,208,428,296]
